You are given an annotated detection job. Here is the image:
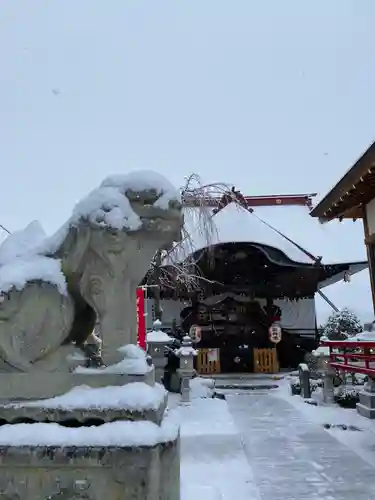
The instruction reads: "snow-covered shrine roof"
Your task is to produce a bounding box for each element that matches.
[166,201,367,284]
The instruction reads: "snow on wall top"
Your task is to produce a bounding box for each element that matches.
[168,202,367,266]
[0,170,179,295]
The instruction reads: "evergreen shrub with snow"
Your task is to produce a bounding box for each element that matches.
[289,376,323,396]
[334,386,360,409]
[321,308,363,340]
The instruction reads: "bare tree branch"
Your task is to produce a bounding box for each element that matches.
[145,173,233,294]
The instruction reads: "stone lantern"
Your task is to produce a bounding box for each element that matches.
[313,338,335,403]
[176,335,198,403]
[146,319,173,383]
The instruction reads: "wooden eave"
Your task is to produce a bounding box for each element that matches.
[310,140,375,221]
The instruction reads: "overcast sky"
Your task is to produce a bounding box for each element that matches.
[1,0,375,321]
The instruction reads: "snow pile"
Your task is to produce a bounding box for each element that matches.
[190,378,215,399]
[16,382,166,411]
[72,186,142,231]
[75,344,152,375]
[0,221,46,265]
[0,256,67,295]
[147,329,173,342]
[41,171,180,254]
[67,171,180,233]
[101,171,181,210]
[0,415,178,448]
[0,221,68,295]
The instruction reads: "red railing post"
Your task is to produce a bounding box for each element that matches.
[364,347,370,370]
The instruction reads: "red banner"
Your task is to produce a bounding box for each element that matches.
[136,287,146,350]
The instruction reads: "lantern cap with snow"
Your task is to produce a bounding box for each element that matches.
[146,320,173,383]
[312,342,331,372]
[176,335,197,378]
[147,320,173,345]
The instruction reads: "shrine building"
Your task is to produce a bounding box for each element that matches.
[144,189,368,373]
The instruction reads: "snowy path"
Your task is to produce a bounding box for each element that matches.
[227,391,375,500]
[179,397,261,499]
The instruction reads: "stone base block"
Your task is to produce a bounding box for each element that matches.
[0,393,167,425]
[358,388,375,409]
[357,402,375,419]
[0,369,155,402]
[356,387,375,419]
[0,437,180,499]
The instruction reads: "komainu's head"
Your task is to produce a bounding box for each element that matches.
[53,171,183,345]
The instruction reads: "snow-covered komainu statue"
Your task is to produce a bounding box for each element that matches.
[0,172,182,373]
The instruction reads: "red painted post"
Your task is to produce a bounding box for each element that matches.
[136,287,146,350]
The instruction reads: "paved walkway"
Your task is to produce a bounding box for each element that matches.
[227,392,375,500]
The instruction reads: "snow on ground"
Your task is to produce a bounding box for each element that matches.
[276,377,375,468]
[175,378,375,499]
[173,396,261,500]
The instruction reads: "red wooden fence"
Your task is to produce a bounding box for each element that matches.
[321,340,375,377]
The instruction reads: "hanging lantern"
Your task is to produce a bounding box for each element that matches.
[269,322,282,344]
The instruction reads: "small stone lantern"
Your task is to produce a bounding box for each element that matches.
[176,335,198,403]
[313,337,335,403]
[146,320,173,383]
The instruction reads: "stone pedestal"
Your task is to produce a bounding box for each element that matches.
[0,381,180,499]
[357,378,375,419]
[0,437,180,499]
[0,347,180,498]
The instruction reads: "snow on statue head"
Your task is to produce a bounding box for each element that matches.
[0,171,182,373]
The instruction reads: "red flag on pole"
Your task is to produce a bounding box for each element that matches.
[136,287,146,350]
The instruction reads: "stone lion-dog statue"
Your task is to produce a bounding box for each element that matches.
[0,172,182,373]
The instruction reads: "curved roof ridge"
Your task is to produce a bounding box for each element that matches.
[167,201,367,266]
